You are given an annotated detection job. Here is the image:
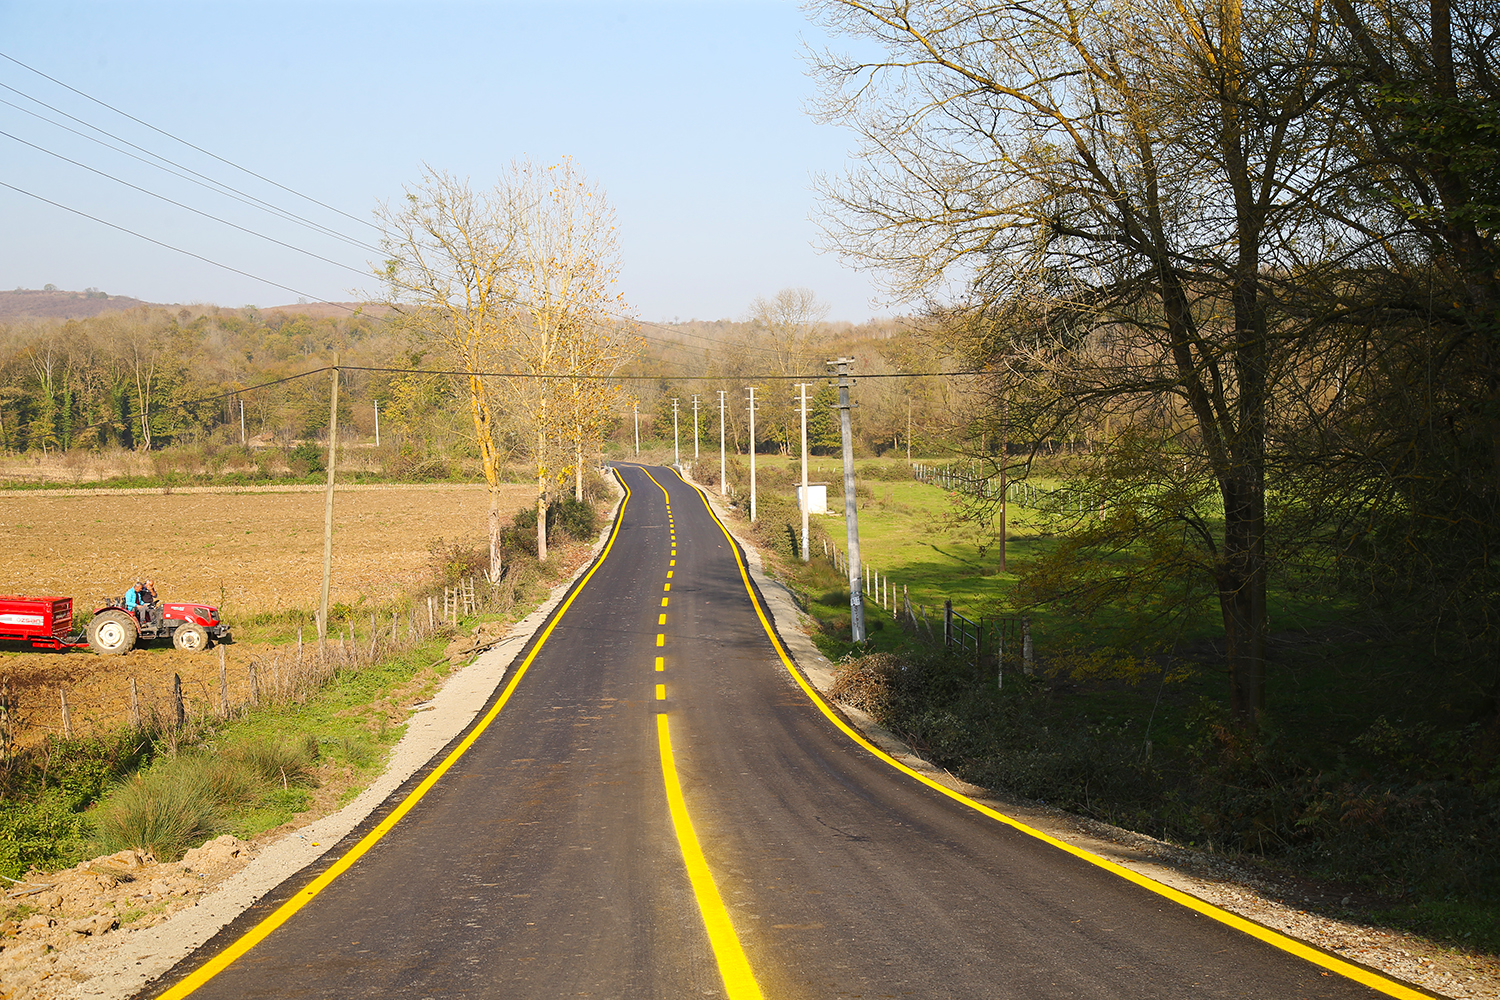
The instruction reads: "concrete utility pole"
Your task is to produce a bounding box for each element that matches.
[319,354,340,653]
[999,384,1009,573]
[717,389,727,495]
[747,386,758,522]
[830,357,865,642]
[691,395,700,462]
[672,397,680,466]
[633,400,639,457]
[798,381,810,562]
[374,400,380,448]
[239,398,246,446]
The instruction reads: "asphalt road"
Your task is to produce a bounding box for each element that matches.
[144,463,1428,1000]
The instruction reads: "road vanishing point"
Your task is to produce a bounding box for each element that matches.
[139,463,1434,1000]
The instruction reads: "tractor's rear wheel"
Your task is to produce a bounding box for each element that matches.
[88,609,137,656]
[172,623,209,652]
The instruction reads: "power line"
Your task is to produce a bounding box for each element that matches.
[0,50,380,236]
[0,93,384,257]
[0,128,371,279]
[0,180,357,312]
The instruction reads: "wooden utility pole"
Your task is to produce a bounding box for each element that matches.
[831,358,865,642]
[718,390,727,495]
[319,354,340,654]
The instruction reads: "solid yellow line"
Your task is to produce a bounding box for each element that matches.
[657,713,765,1000]
[673,469,1434,1000]
[158,471,636,1000]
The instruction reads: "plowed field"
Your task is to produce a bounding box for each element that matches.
[0,483,535,743]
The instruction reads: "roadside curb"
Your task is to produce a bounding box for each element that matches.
[62,486,626,1000]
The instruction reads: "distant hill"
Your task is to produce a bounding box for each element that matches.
[0,287,153,321]
[262,301,392,319]
[0,289,392,324]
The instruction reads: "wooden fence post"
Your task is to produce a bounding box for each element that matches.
[173,674,185,728]
[944,599,953,647]
[129,677,141,728]
[249,660,260,706]
[59,687,72,739]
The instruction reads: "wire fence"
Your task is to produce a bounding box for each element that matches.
[821,540,1034,688]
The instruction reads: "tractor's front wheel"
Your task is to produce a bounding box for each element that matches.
[172,623,209,652]
[88,609,137,656]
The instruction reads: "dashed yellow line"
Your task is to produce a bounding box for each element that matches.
[655,656,665,672]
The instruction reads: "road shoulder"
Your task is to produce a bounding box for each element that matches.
[686,477,1496,1000]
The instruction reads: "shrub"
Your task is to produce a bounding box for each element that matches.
[94,760,218,861]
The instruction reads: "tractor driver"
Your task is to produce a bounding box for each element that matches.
[123,581,146,622]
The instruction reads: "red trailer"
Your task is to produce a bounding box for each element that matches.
[0,595,83,650]
[0,594,230,654]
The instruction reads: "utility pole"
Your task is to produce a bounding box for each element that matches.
[718,389,727,495]
[798,382,810,562]
[691,395,700,462]
[830,358,865,642]
[747,386,758,521]
[672,397,680,466]
[633,400,639,457]
[906,396,912,462]
[999,381,1008,573]
[374,400,380,448]
[319,354,340,655]
[239,398,246,446]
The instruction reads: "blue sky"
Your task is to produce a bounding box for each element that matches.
[0,1,891,322]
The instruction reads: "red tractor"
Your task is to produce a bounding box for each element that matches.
[0,595,231,655]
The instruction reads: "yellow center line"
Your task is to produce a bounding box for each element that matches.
[655,656,665,672]
[673,467,1432,1000]
[156,469,637,999]
[670,559,676,566]
[664,583,671,592]
[657,634,666,647]
[656,684,667,700]
[661,597,669,607]
[659,614,667,625]
[667,570,674,579]
[657,714,765,1000]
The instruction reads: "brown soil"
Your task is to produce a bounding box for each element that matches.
[0,484,535,743]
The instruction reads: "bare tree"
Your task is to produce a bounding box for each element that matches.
[809,0,1355,727]
[376,168,519,583]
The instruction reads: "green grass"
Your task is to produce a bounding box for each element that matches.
[738,453,1500,956]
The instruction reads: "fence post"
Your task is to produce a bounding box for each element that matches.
[249,660,260,706]
[59,687,72,739]
[173,673,185,728]
[1022,618,1034,676]
[428,596,435,632]
[944,599,953,647]
[997,628,1005,690]
[129,677,141,727]
[218,646,228,718]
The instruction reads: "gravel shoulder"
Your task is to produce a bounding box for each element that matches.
[696,479,1500,1000]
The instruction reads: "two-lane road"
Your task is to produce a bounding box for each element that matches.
[144,463,1428,999]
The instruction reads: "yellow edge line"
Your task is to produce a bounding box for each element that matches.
[159,471,636,1000]
[658,713,765,1000]
[672,468,1435,1000]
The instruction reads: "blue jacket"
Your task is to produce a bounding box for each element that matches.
[124,587,141,611]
